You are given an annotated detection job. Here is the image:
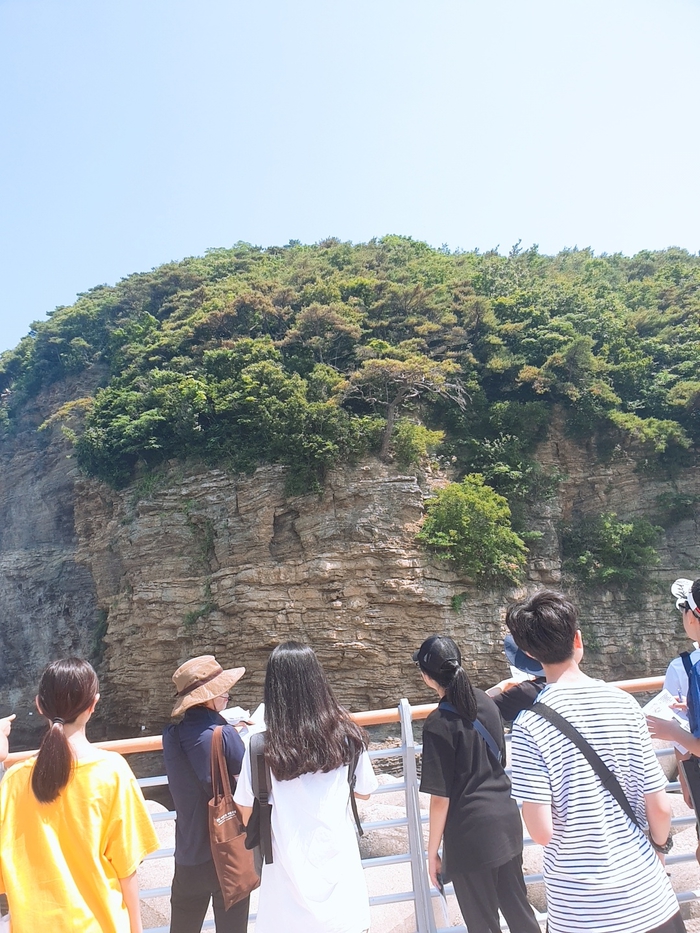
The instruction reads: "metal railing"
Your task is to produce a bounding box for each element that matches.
[10,674,696,933]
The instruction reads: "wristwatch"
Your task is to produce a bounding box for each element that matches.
[649,834,673,854]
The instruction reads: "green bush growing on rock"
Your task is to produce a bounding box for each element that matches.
[391,419,444,470]
[607,411,690,453]
[561,511,662,590]
[417,474,527,585]
[653,492,700,529]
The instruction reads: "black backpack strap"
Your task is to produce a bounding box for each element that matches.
[347,745,364,837]
[529,703,639,829]
[439,700,504,765]
[249,732,273,864]
[682,651,693,677]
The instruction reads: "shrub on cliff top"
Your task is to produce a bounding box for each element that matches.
[391,419,444,470]
[417,474,527,585]
[4,239,700,494]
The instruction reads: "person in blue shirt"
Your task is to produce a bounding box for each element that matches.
[162,655,247,933]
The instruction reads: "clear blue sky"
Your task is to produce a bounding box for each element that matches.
[1,0,699,353]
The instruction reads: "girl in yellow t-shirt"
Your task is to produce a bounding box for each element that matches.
[0,658,159,933]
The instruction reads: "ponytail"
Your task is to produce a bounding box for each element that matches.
[31,658,98,804]
[31,720,73,804]
[416,636,478,721]
[443,662,478,722]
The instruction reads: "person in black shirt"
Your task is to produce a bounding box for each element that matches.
[488,634,546,722]
[413,635,540,933]
[162,655,248,933]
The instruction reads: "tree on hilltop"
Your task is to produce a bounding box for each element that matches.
[343,347,467,460]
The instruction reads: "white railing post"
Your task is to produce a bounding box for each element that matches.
[399,697,437,933]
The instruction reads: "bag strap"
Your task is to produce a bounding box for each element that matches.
[210,726,233,801]
[682,651,693,677]
[528,703,640,828]
[347,745,364,837]
[249,732,273,864]
[438,700,504,765]
[472,719,504,765]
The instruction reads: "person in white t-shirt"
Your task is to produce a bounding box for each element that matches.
[507,589,684,933]
[661,578,700,705]
[234,642,378,933]
[648,578,700,853]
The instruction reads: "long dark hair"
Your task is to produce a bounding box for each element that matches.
[31,658,99,804]
[418,636,478,721]
[263,642,367,781]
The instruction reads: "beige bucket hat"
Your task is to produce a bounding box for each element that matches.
[171,655,245,717]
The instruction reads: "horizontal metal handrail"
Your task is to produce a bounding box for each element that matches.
[4,674,665,765]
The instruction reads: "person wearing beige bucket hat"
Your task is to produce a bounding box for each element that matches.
[162,656,249,933]
[170,655,246,718]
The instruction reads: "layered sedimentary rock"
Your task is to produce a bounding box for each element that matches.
[74,459,509,729]
[0,381,698,740]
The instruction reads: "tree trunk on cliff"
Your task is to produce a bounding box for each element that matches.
[379,395,404,461]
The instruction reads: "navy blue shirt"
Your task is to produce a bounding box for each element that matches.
[163,706,246,865]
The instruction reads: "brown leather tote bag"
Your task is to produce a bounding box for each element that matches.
[208,725,260,908]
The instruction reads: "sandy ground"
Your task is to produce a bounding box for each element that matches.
[139,776,700,933]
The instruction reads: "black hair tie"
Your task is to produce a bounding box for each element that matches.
[52,717,65,726]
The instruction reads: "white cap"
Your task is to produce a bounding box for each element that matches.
[671,578,700,614]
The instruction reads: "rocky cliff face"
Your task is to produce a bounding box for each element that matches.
[0,382,698,741]
[74,459,506,730]
[529,409,700,678]
[0,377,104,744]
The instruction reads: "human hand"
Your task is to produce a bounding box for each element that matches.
[0,714,15,737]
[486,678,522,697]
[428,851,442,889]
[646,716,682,743]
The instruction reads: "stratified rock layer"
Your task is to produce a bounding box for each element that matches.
[74,460,512,729]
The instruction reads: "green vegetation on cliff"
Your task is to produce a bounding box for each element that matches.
[417,475,527,584]
[561,512,662,592]
[2,236,699,580]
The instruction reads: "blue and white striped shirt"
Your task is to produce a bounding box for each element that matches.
[511,680,679,933]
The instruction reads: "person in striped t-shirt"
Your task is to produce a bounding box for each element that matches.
[507,589,684,933]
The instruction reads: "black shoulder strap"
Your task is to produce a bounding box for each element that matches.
[347,745,364,837]
[682,651,694,677]
[249,732,273,864]
[528,703,639,828]
[439,700,504,765]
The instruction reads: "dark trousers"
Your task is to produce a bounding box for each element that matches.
[451,853,540,933]
[680,757,700,823]
[647,913,686,933]
[170,859,250,933]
